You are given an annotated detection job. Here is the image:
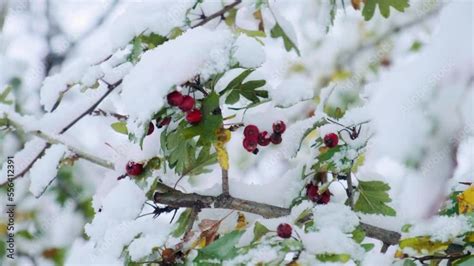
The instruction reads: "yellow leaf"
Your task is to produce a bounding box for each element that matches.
[457,185,474,214]
[235,212,248,230]
[394,249,405,259]
[214,142,229,170]
[464,232,474,244]
[399,236,450,254]
[216,128,232,144]
[331,70,351,81]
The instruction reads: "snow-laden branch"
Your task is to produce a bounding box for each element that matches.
[5,114,115,170]
[153,185,401,246]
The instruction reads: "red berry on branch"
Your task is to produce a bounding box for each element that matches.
[147,122,155,135]
[157,117,171,128]
[243,125,259,139]
[125,161,143,176]
[277,223,292,239]
[272,120,286,134]
[323,133,339,148]
[270,133,282,144]
[318,190,331,204]
[167,91,184,106]
[258,131,271,146]
[306,183,320,202]
[179,95,195,112]
[186,109,202,124]
[243,138,258,152]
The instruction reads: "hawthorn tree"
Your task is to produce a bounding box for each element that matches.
[0,0,473,265]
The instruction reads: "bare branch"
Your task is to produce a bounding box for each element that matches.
[154,187,402,245]
[221,168,229,195]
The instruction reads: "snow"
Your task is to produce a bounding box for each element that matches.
[403,215,471,242]
[232,34,266,68]
[312,203,359,233]
[120,27,234,137]
[128,233,169,261]
[27,144,66,197]
[271,77,313,108]
[301,228,364,260]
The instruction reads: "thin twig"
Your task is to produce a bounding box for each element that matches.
[191,0,242,28]
[222,168,230,195]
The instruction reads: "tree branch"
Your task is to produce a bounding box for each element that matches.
[154,187,401,245]
[221,168,229,195]
[191,0,242,28]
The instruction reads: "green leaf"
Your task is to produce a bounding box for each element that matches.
[220,69,254,96]
[362,0,409,21]
[140,33,167,48]
[194,230,244,264]
[128,37,143,63]
[0,86,13,105]
[111,121,128,134]
[453,255,474,266]
[253,222,270,242]
[316,253,351,263]
[354,180,396,216]
[270,23,300,55]
[182,92,222,145]
[403,259,417,266]
[361,243,375,251]
[225,90,241,104]
[401,224,412,233]
[352,227,366,243]
[17,230,35,240]
[172,209,193,237]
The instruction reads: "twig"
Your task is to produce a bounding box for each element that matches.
[191,0,242,28]
[222,168,229,195]
[154,186,402,245]
[411,251,471,264]
[346,161,355,208]
[6,116,115,170]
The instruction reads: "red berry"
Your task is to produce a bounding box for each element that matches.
[258,131,271,146]
[323,133,339,148]
[272,120,286,134]
[277,223,292,239]
[157,116,171,128]
[243,138,258,152]
[270,133,282,144]
[186,109,202,124]
[167,91,184,106]
[306,183,320,202]
[243,125,259,139]
[179,95,195,112]
[125,161,143,176]
[318,190,331,204]
[147,122,154,135]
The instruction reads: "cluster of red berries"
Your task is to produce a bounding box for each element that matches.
[323,133,338,148]
[242,121,286,154]
[126,161,144,176]
[277,223,292,239]
[167,91,202,124]
[306,183,331,204]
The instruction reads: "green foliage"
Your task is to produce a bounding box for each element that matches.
[111,121,128,134]
[128,33,168,63]
[454,255,474,266]
[172,209,193,237]
[220,69,268,105]
[352,227,366,243]
[270,23,300,55]
[194,230,244,265]
[316,253,351,263]
[252,221,270,242]
[0,86,13,105]
[362,0,409,21]
[354,180,396,216]
[182,92,223,145]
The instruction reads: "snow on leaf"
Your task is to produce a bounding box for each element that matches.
[457,186,474,214]
[270,23,300,56]
[120,27,233,136]
[354,180,396,216]
[28,144,66,197]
